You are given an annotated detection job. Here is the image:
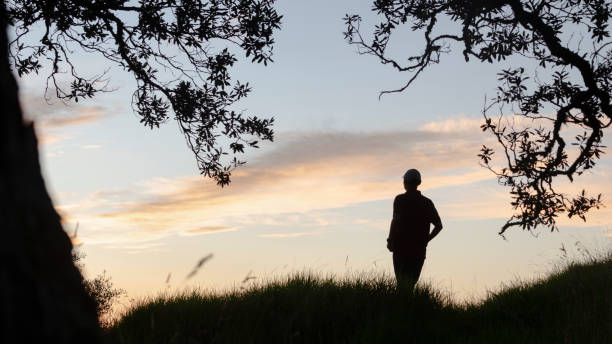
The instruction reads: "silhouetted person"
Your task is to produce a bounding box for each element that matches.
[387,169,443,289]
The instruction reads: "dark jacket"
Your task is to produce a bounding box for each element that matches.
[387,190,441,258]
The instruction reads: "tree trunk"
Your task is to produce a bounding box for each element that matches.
[0,6,101,343]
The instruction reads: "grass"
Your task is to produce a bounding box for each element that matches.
[108,254,612,343]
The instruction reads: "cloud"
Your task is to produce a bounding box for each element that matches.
[57,126,498,245]
[92,151,490,228]
[83,144,102,149]
[417,114,550,134]
[37,107,108,128]
[105,242,165,251]
[258,231,323,239]
[435,169,612,228]
[184,227,235,235]
[55,116,611,245]
[38,133,66,145]
[419,116,483,133]
[21,93,112,128]
[19,94,115,149]
[414,116,612,227]
[45,150,65,159]
[251,128,482,171]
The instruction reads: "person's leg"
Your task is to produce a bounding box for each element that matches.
[393,253,412,289]
[393,254,425,289]
[406,256,425,287]
[392,253,406,287]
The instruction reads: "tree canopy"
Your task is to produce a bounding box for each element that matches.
[344,0,611,234]
[7,0,282,186]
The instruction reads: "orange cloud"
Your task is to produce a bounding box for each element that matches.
[37,132,65,144]
[20,94,115,150]
[184,227,234,235]
[418,116,482,133]
[37,107,108,128]
[21,92,112,127]
[57,125,611,246]
[418,114,552,134]
[93,165,491,229]
[258,231,322,238]
[58,128,497,245]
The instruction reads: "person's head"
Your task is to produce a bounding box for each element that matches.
[403,169,421,191]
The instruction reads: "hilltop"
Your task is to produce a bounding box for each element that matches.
[109,254,611,343]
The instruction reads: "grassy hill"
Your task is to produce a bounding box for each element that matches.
[108,254,611,343]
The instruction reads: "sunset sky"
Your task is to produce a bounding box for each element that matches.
[17,1,611,303]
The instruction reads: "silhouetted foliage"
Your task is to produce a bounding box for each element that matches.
[344,0,611,233]
[7,0,282,185]
[72,250,125,321]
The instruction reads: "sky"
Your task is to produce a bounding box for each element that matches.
[15,1,612,304]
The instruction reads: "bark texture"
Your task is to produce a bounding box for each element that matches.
[0,6,101,343]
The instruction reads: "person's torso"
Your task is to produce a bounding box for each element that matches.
[393,192,432,256]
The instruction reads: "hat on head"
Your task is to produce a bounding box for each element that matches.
[403,168,421,185]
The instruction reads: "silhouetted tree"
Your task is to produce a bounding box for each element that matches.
[1,3,101,342]
[7,0,282,185]
[344,0,610,234]
[1,1,281,341]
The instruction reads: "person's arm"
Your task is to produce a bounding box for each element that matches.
[428,201,443,242]
[387,197,399,252]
